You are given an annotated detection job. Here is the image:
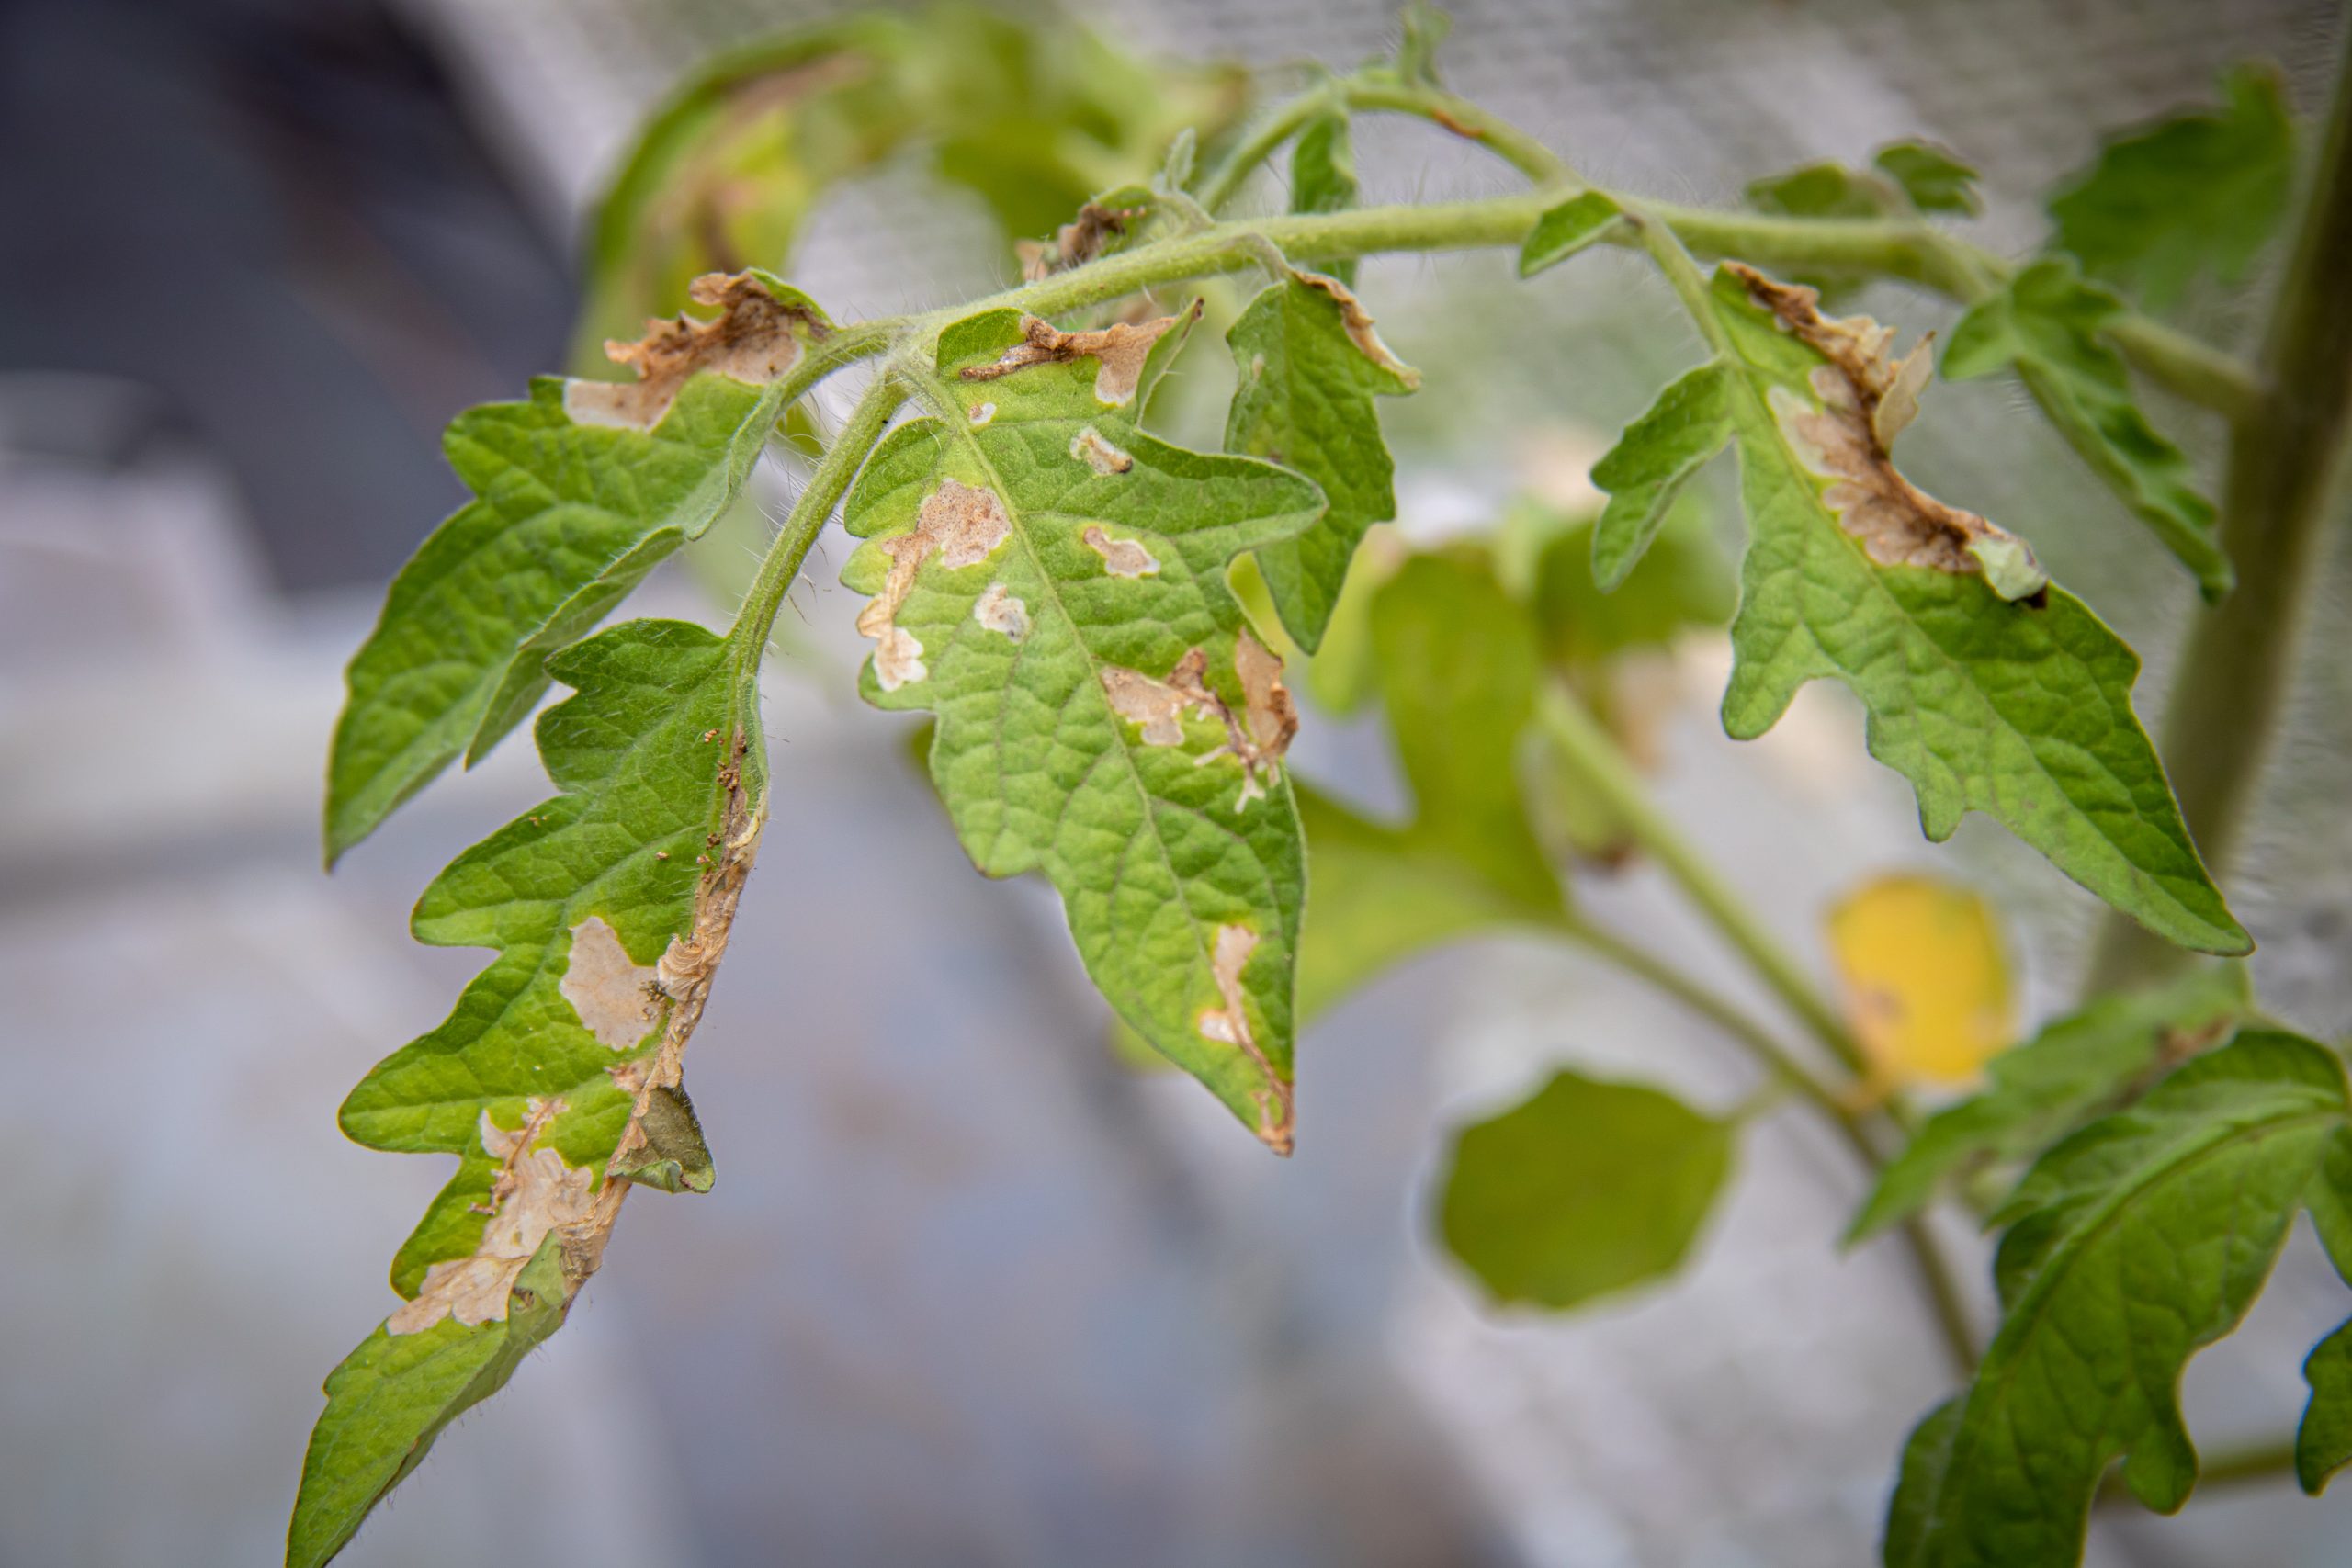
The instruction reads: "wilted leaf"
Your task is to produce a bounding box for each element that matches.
[843,305,1321,1149]
[2048,62,2296,309]
[1946,256,2227,595]
[1885,1032,2347,1568]
[325,273,826,863]
[1827,873,2016,1091]
[1849,964,2249,1242]
[1704,263,2245,955]
[1440,1069,1734,1310]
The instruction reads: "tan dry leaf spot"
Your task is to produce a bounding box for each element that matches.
[959,299,1202,406]
[1070,426,1134,475]
[1294,271,1422,389]
[1100,636,1297,809]
[1730,264,2044,595]
[973,581,1031,641]
[1081,525,1159,577]
[1018,200,1140,282]
[968,401,996,426]
[1196,923,1294,1155]
[388,1099,595,1334]
[564,272,821,433]
[560,916,662,1049]
[854,477,1013,690]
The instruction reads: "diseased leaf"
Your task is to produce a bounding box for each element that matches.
[1519,190,1625,277]
[1291,109,1360,287]
[843,305,1321,1150]
[296,619,764,1562]
[1873,141,1982,215]
[1225,269,1419,649]
[1884,1032,2346,1568]
[1705,263,2245,955]
[324,272,825,863]
[1440,1069,1734,1310]
[1590,360,1735,591]
[1849,964,2249,1242]
[1946,256,2228,595]
[1827,873,2017,1090]
[2048,62,2296,309]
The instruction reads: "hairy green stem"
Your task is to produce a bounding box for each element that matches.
[1336,77,1572,186]
[730,373,901,661]
[2086,26,2352,990]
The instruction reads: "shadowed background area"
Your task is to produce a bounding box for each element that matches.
[4,0,2350,1564]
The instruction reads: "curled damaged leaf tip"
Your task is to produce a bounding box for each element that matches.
[854,478,1014,690]
[1017,200,1145,282]
[1198,923,1294,1154]
[1294,269,1421,389]
[959,299,1204,405]
[1732,263,2048,603]
[565,272,826,432]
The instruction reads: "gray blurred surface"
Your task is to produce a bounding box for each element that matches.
[6,1,2352,1565]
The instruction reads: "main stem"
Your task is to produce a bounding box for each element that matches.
[2086,28,2352,990]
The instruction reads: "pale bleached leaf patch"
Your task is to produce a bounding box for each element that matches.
[973,581,1031,640]
[564,272,822,432]
[559,916,662,1050]
[958,305,1196,406]
[1198,923,1293,1154]
[855,477,1013,689]
[1082,524,1159,577]
[387,1100,594,1335]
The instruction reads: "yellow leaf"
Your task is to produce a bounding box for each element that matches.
[1826,873,2017,1089]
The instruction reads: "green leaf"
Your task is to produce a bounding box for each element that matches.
[2048,62,2296,310]
[1395,0,1451,86]
[288,1239,570,1568]
[1590,360,1735,591]
[324,273,824,863]
[1704,264,2245,955]
[297,618,762,1562]
[1529,500,1732,667]
[1946,256,2228,596]
[2300,1318,2352,1495]
[1747,161,1896,220]
[842,305,1322,1150]
[1519,190,1625,277]
[1884,1032,2347,1568]
[1873,141,1982,215]
[1849,964,2252,1242]
[1225,270,1419,650]
[1290,109,1360,287]
[1440,1068,1734,1310]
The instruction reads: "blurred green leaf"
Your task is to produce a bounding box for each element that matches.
[2048,62,2296,309]
[1873,141,1982,215]
[1849,964,2250,1242]
[1440,1069,1734,1310]
[1885,1032,2348,1568]
[1747,161,1896,220]
[1945,256,2229,596]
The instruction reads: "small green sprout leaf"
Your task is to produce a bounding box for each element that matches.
[1590,360,1735,590]
[1707,263,2245,955]
[844,305,1322,1150]
[1441,1069,1733,1311]
[1225,269,1419,650]
[1849,964,2251,1242]
[1873,141,1982,215]
[324,272,824,863]
[1519,190,1626,277]
[1885,1032,2348,1568]
[2048,62,2296,309]
[1946,256,2229,595]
